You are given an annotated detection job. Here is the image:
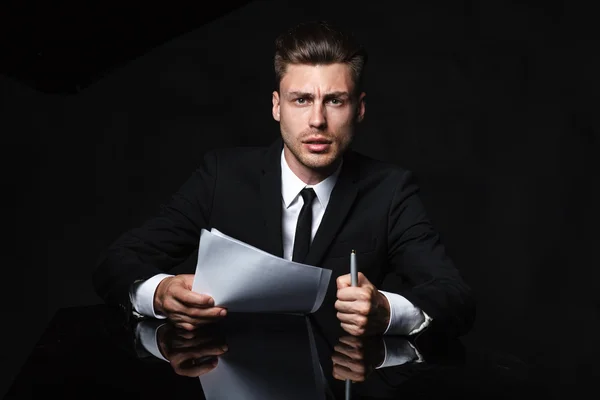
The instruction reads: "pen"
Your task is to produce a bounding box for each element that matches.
[350,249,358,287]
[346,249,358,400]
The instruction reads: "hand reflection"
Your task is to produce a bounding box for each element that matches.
[331,335,385,382]
[157,323,228,377]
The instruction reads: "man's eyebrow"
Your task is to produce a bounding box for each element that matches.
[284,91,351,98]
[285,91,313,99]
[323,91,351,99]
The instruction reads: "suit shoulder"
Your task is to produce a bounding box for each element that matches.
[349,151,413,181]
[349,151,422,205]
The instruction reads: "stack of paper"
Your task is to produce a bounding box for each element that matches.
[191,228,331,314]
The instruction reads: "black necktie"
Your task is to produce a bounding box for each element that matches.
[292,188,317,263]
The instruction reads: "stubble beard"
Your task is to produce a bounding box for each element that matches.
[282,129,351,175]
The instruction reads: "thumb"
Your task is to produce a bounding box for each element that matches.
[336,274,352,289]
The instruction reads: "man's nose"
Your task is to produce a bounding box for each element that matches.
[308,104,327,130]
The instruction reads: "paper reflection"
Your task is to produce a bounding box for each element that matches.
[198,314,326,400]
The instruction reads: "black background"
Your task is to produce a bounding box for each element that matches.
[1,0,598,397]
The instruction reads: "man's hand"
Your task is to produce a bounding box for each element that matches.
[331,335,385,382]
[157,323,228,378]
[335,272,391,336]
[154,274,227,331]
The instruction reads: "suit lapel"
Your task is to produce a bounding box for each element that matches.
[304,152,359,267]
[260,138,285,258]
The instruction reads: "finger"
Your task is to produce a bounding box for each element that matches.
[172,357,219,378]
[332,364,353,381]
[332,353,365,373]
[161,275,214,308]
[181,305,228,319]
[174,322,222,340]
[331,351,354,367]
[333,343,363,361]
[332,364,366,382]
[337,312,367,329]
[160,295,216,317]
[171,313,224,331]
[341,322,366,337]
[169,306,227,324]
[336,274,352,289]
[336,286,373,302]
[173,328,199,340]
[169,345,228,367]
[172,317,223,331]
[176,290,216,308]
[335,298,371,315]
[338,335,363,348]
[174,321,197,331]
[189,344,229,357]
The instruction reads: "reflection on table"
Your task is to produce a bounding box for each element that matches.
[3,305,542,399]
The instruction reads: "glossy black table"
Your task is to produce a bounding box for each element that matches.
[3,305,550,399]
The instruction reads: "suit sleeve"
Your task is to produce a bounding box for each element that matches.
[92,151,218,313]
[382,170,475,337]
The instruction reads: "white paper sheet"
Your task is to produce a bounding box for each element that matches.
[191,228,331,313]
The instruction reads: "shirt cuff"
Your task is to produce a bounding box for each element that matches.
[135,321,169,362]
[129,273,173,318]
[379,290,432,336]
[376,336,424,369]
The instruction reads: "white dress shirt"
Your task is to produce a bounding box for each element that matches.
[131,150,431,335]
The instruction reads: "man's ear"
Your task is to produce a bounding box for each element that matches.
[272,91,281,122]
[356,92,366,123]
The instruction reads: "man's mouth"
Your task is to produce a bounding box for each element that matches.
[303,138,332,153]
[302,136,332,145]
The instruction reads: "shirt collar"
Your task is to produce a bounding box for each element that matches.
[281,149,341,209]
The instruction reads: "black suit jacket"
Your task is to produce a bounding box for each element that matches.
[93,138,475,337]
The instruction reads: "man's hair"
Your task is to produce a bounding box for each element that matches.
[274,20,368,94]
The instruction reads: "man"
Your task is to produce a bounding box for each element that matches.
[93,20,475,338]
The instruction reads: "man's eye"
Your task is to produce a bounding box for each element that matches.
[296,98,306,104]
[328,98,341,105]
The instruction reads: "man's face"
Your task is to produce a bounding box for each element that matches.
[272,63,366,182]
